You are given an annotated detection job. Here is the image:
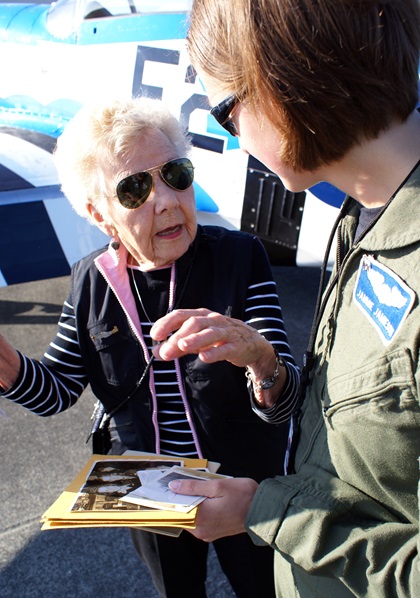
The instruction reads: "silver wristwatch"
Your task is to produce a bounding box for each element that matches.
[246,348,285,391]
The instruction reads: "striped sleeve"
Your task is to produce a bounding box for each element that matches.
[245,238,301,424]
[1,298,88,416]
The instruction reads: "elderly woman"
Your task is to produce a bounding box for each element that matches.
[0,97,300,598]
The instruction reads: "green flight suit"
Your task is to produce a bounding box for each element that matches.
[247,162,420,597]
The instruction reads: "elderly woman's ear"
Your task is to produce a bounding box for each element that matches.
[86,203,114,236]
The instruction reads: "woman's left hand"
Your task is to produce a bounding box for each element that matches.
[150,308,270,368]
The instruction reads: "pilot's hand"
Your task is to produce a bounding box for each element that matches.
[0,334,20,390]
[168,477,258,542]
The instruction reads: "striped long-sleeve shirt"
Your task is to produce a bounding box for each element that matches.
[2,264,300,458]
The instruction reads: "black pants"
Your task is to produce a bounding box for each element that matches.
[130,528,275,598]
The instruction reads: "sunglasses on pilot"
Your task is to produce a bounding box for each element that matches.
[115,157,194,210]
[210,94,239,137]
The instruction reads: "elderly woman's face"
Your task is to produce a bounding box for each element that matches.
[102,128,197,270]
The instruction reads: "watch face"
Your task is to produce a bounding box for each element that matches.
[260,378,275,390]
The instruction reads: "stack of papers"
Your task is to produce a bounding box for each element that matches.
[122,465,230,512]
[40,454,224,537]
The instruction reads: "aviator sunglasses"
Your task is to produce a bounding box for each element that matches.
[115,157,194,209]
[210,94,239,137]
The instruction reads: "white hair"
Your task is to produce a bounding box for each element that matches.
[53,96,192,222]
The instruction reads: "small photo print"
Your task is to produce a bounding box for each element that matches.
[71,459,182,512]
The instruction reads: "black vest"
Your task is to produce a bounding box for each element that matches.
[71,226,289,480]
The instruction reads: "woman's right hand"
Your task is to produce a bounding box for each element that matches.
[168,476,259,542]
[0,334,20,390]
[151,308,273,368]
[151,308,287,408]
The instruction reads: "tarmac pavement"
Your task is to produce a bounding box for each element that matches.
[0,265,320,597]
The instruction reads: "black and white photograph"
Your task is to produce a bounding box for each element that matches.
[71,459,182,512]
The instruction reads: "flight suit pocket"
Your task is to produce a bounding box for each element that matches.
[320,348,420,506]
[322,348,417,418]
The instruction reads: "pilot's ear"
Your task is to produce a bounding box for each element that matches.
[86,203,113,236]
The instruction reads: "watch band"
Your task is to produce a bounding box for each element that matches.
[245,347,285,391]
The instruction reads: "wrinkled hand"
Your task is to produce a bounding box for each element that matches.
[0,334,20,390]
[169,477,258,542]
[150,308,272,369]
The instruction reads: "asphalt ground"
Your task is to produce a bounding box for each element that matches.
[0,265,320,597]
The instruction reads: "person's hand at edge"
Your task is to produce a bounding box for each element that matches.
[0,335,20,391]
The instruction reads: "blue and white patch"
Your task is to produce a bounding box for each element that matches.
[353,254,415,345]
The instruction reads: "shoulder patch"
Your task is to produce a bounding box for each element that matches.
[353,254,416,345]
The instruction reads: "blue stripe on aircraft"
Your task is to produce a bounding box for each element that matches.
[206,116,240,151]
[0,97,84,137]
[0,202,70,284]
[0,163,33,192]
[309,182,345,208]
[194,182,218,213]
[0,4,189,45]
[0,111,68,138]
[77,14,189,45]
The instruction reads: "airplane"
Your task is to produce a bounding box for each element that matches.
[0,0,414,286]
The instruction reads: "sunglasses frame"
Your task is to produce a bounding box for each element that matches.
[115,157,194,210]
[210,94,239,137]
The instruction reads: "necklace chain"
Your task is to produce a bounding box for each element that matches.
[130,262,176,325]
[130,266,153,323]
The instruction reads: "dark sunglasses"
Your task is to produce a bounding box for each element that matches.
[210,94,239,137]
[115,157,194,210]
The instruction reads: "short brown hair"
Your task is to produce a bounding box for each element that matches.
[188,0,420,171]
